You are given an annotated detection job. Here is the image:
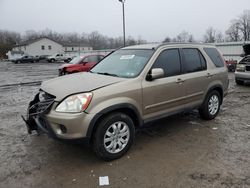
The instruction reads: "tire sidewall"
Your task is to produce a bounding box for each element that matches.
[93,113,135,161]
[204,90,221,119]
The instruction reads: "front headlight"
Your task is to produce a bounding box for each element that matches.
[236,64,246,72]
[56,93,92,113]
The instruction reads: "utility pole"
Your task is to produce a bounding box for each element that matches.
[118,0,126,47]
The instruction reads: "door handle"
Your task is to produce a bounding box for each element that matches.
[176,78,184,84]
[206,73,213,78]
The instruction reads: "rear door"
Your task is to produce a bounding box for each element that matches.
[179,48,209,106]
[142,48,186,119]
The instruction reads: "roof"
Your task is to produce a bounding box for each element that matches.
[122,42,214,50]
[14,37,90,48]
[15,37,62,47]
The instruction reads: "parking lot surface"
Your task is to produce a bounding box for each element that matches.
[0,61,249,188]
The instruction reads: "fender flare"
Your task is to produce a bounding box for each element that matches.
[204,84,224,104]
[86,103,143,141]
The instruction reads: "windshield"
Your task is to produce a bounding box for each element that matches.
[90,49,154,78]
[69,56,82,64]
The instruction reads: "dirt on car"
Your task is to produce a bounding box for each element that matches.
[0,61,249,188]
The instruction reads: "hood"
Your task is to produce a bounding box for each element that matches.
[41,72,126,101]
[243,44,250,56]
[59,63,73,69]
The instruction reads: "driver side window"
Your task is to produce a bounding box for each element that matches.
[152,49,181,77]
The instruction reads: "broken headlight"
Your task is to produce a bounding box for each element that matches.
[55,93,92,113]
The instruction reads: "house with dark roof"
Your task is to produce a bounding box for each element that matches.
[6,37,92,59]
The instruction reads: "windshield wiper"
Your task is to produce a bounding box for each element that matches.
[96,72,119,77]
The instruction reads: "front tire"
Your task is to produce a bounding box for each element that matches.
[199,90,221,120]
[93,113,135,161]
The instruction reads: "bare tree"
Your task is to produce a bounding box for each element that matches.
[163,36,172,43]
[171,31,194,43]
[215,31,224,42]
[204,27,216,43]
[136,36,147,45]
[0,30,21,58]
[226,19,241,41]
[126,36,137,46]
[23,30,39,41]
[88,31,107,50]
[238,10,250,41]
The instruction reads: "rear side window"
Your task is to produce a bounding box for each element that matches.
[182,48,207,73]
[152,49,181,77]
[204,48,224,67]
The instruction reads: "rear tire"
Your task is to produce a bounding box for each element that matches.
[199,90,221,120]
[235,79,244,85]
[92,112,135,161]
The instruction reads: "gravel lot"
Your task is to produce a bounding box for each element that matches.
[0,61,249,188]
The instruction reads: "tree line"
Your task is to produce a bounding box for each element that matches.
[0,10,249,58]
[0,30,146,58]
[163,10,250,43]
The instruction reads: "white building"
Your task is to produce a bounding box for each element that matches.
[214,41,250,62]
[63,43,93,53]
[7,37,92,60]
[11,37,63,58]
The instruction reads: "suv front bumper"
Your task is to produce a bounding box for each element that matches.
[235,71,250,81]
[22,94,95,140]
[44,107,95,139]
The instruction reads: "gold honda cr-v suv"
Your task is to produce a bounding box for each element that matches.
[23,43,229,160]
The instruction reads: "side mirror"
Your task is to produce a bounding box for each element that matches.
[146,68,164,81]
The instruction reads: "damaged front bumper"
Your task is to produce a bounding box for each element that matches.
[22,92,95,140]
[21,92,55,136]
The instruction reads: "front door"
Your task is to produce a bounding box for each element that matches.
[142,48,186,120]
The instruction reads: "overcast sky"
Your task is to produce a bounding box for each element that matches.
[0,0,249,42]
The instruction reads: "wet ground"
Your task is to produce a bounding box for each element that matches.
[0,61,249,188]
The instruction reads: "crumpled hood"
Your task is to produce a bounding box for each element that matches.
[41,72,126,101]
[243,44,250,56]
[59,63,73,69]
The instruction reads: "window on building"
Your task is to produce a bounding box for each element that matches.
[48,45,52,50]
[182,48,207,73]
[72,47,74,51]
[152,49,181,77]
[41,45,45,50]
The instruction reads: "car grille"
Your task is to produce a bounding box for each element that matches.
[246,66,250,71]
[29,91,55,116]
[29,99,54,116]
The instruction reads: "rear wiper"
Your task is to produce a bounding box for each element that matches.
[96,72,119,77]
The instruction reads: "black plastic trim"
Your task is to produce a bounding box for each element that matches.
[86,103,142,141]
